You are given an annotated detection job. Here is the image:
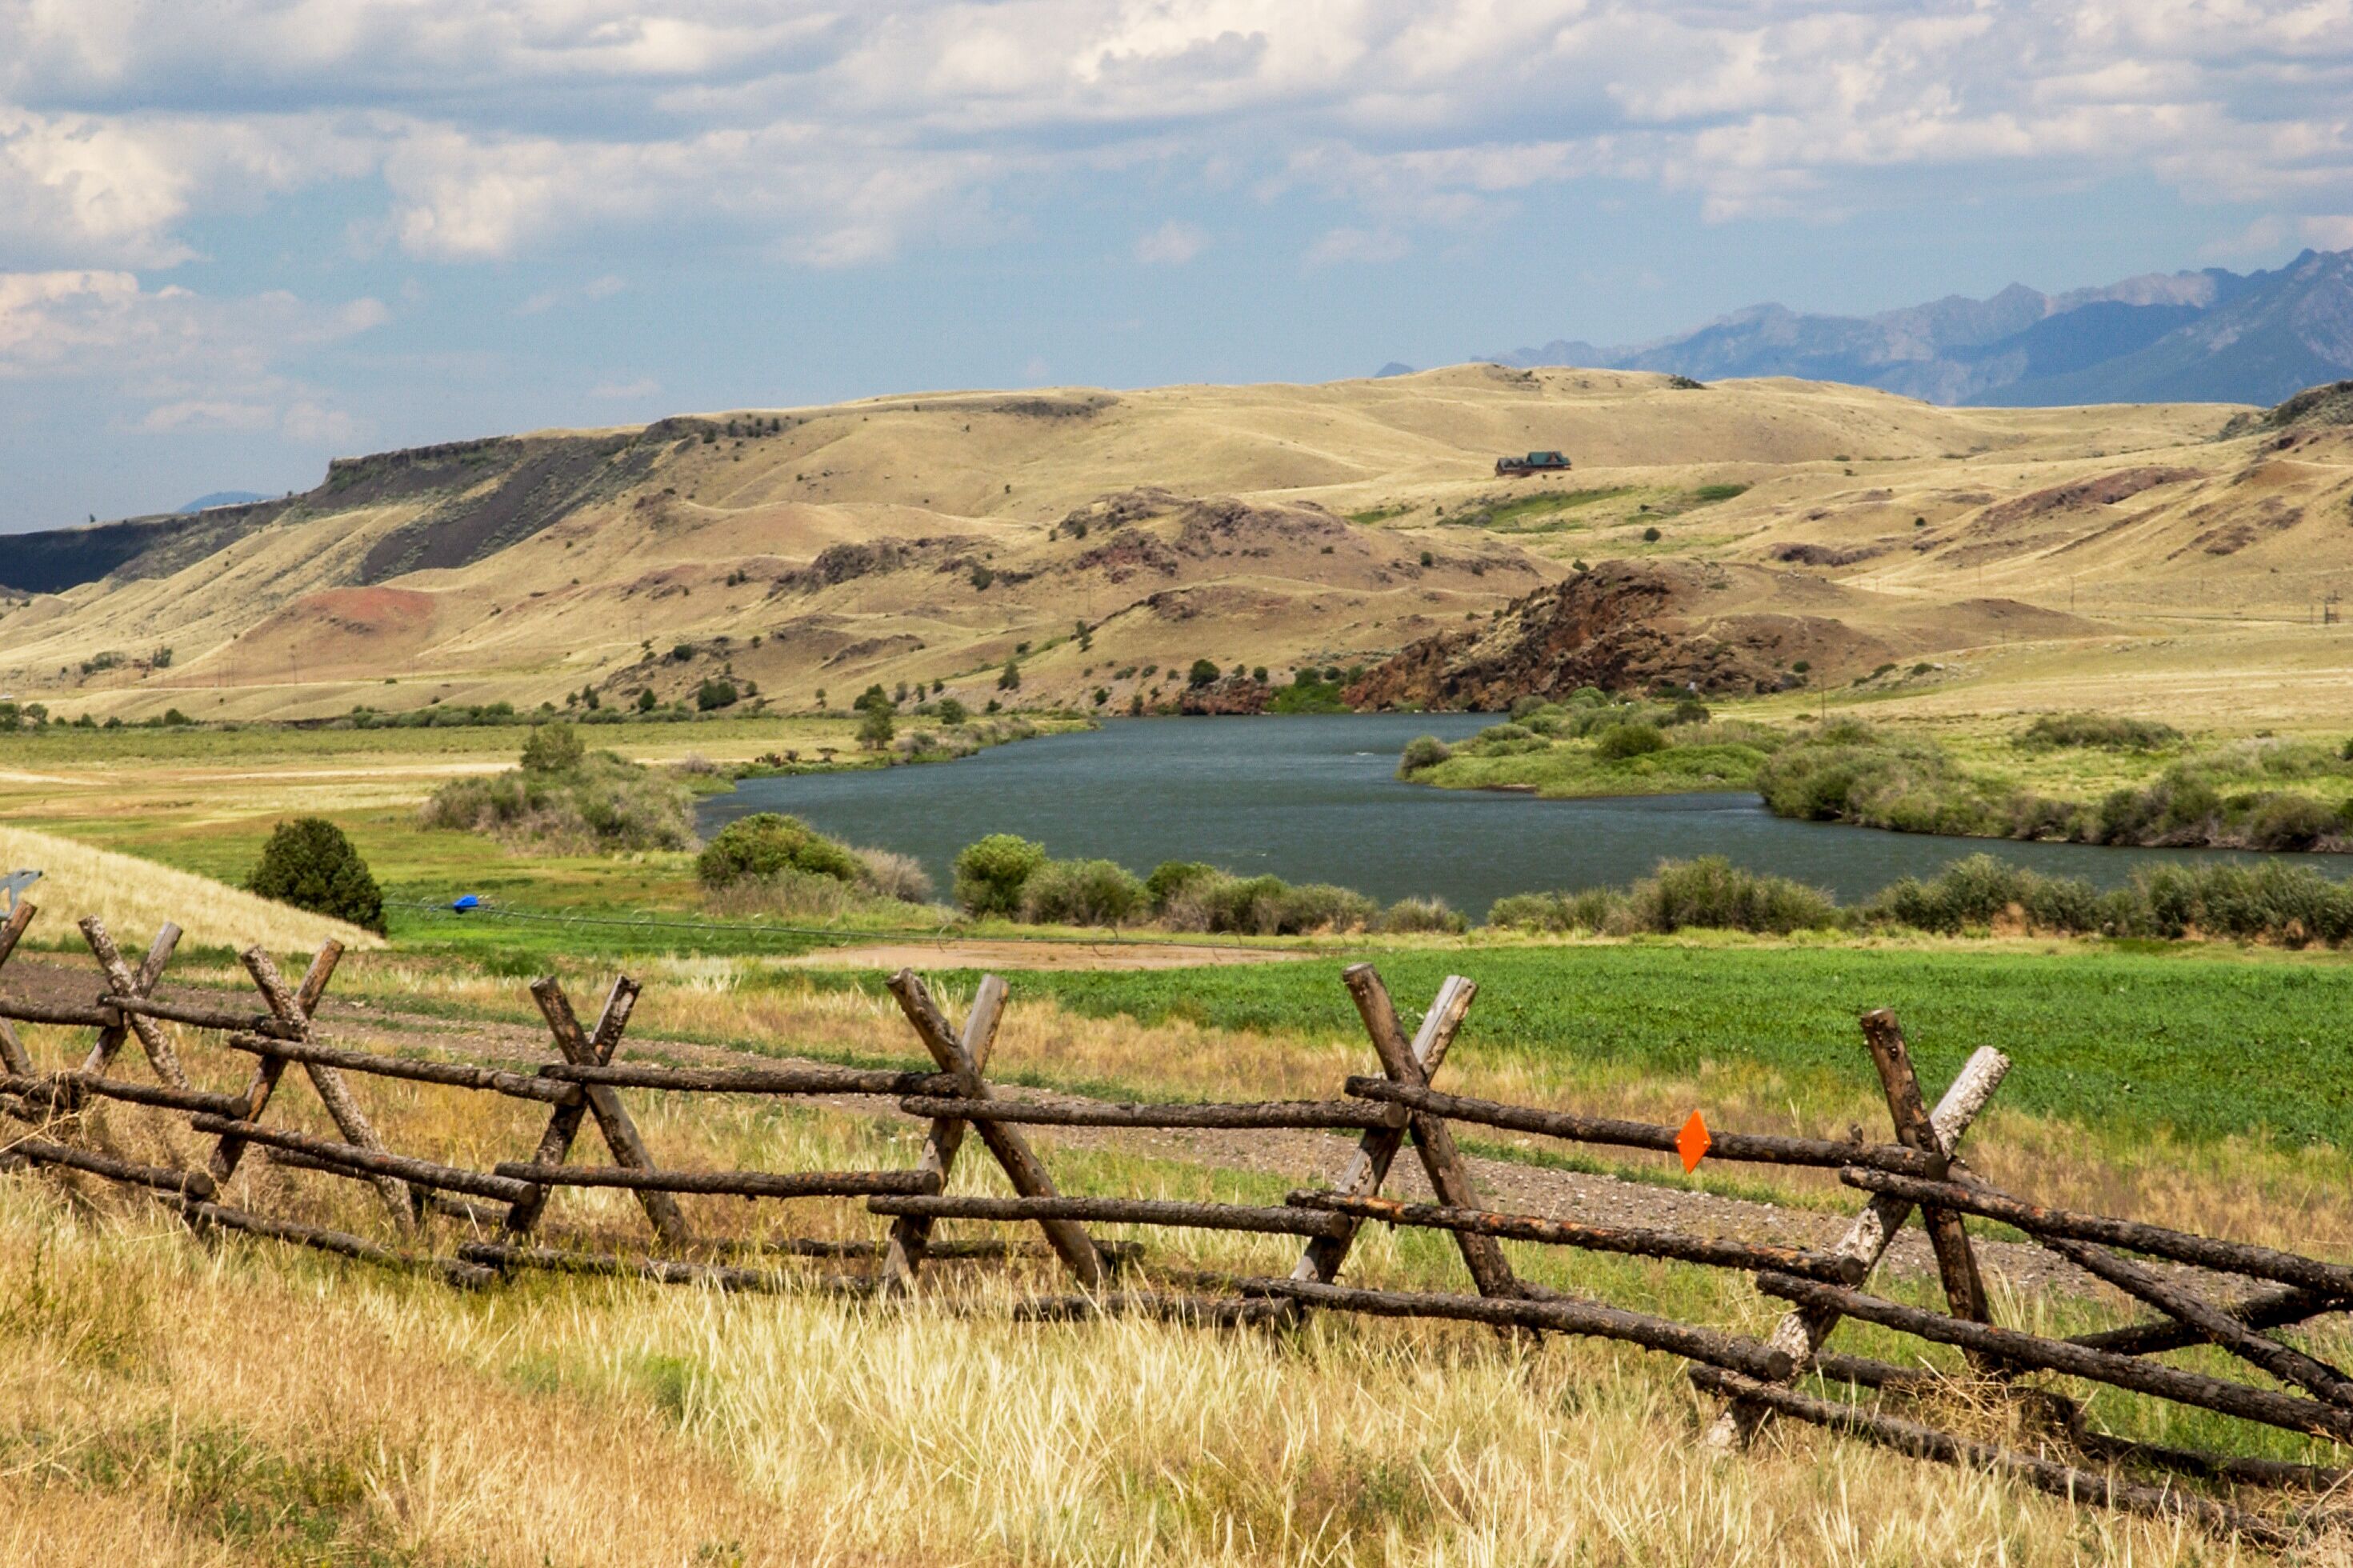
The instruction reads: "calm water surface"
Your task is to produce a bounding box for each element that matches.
[701,715,2339,911]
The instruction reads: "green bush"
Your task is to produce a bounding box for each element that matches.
[246,818,385,934]
[1398,735,1453,774]
[695,814,862,889]
[420,751,694,853]
[1144,861,1218,910]
[954,834,1049,916]
[1187,658,1220,688]
[695,677,739,711]
[1627,857,1835,934]
[1154,870,1373,934]
[2246,793,2339,850]
[2018,713,2183,751]
[1593,722,1668,760]
[1021,858,1146,926]
[1377,896,1466,934]
[519,722,584,774]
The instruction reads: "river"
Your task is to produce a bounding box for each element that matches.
[698,714,2338,912]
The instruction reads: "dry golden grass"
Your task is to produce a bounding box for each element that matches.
[6,963,2347,1562]
[0,822,382,954]
[0,1172,2295,1566]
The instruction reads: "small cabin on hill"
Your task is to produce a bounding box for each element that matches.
[1495,450,1571,476]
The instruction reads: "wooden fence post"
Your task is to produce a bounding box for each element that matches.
[1704,1040,2011,1450]
[1287,967,1483,1310]
[77,917,187,1086]
[884,970,1105,1290]
[209,941,342,1185]
[880,973,1006,1292]
[500,975,639,1239]
[515,975,690,1250]
[0,902,37,1076]
[217,943,413,1230]
[1860,1010,1991,1330]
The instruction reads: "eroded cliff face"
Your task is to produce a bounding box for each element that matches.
[1345,561,1803,709]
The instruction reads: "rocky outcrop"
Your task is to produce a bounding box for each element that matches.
[1177,674,1271,714]
[1345,561,1795,709]
[1974,467,2199,527]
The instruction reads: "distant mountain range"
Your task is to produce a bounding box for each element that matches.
[178,491,268,513]
[1412,247,2353,407]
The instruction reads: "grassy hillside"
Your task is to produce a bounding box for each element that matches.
[4,366,2345,739]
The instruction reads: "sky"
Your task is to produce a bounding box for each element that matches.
[2,0,2350,534]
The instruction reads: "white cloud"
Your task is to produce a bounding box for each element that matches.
[2303,215,2353,250]
[1306,226,1406,267]
[518,273,627,314]
[0,2,2348,277]
[1133,219,1205,265]
[0,268,381,443]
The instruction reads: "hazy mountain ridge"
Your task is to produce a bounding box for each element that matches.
[1487,250,2348,407]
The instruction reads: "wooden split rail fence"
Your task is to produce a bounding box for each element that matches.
[0,899,2347,1548]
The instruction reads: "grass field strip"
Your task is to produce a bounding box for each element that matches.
[3,897,2351,1549]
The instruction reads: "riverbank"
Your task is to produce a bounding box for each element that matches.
[1400,697,2353,853]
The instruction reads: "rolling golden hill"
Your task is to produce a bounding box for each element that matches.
[2,365,2347,730]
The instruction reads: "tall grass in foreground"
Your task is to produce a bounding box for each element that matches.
[0,1175,2293,1566]
[0,822,383,952]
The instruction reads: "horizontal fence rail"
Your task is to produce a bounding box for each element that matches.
[2,898,2350,1547]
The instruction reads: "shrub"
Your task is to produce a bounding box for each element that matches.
[519,722,584,774]
[1487,892,1571,931]
[1021,858,1146,926]
[936,697,969,726]
[2018,714,2183,752]
[1269,882,1377,934]
[1144,861,1218,910]
[703,866,870,921]
[696,677,739,711]
[1627,857,1836,934]
[420,751,694,853]
[1593,722,1668,760]
[997,658,1021,691]
[954,834,1048,916]
[696,814,863,889]
[246,818,385,934]
[1377,896,1466,934]
[2246,793,2339,850]
[857,706,895,750]
[854,848,934,903]
[1398,735,1453,774]
[1871,854,2030,934]
[1187,658,1221,688]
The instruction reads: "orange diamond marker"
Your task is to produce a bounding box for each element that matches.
[1677,1110,1712,1173]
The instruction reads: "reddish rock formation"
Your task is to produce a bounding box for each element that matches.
[1345,561,1800,709]
[1177,674,1272,714]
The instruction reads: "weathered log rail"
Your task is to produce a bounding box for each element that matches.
[2,898,2349,1546]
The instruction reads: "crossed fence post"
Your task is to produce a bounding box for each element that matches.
[500,974,690,1249]
[882,969,1105,1290]
[1286,966,1528,1319]
[1705,1031,2011,1449]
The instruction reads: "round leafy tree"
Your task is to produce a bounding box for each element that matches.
[696,814,863,888]
[952,833,1046,917]
[247,818,386,934]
